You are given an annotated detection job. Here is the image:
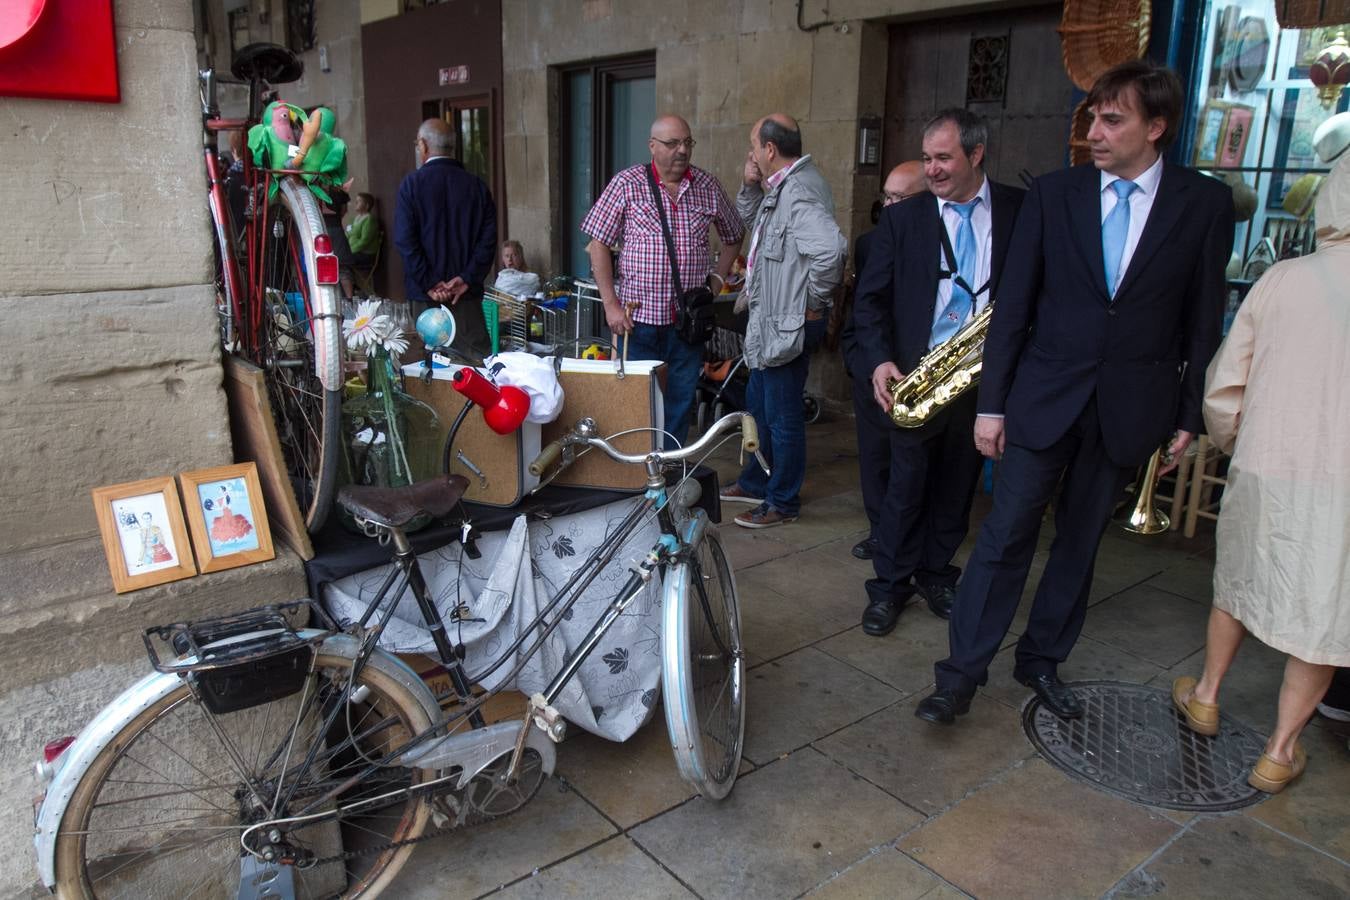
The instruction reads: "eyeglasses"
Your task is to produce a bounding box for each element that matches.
[653,138,697,150]
[882,190,916,204]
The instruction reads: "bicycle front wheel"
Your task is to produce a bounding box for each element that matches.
[244,176,342,533]
[663,516,746,799]
[53,647,434,899]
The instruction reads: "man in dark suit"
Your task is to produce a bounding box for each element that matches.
[852,110,1025,636]
[841,160,925,561]
[917,61,1235,724]
[394,118,496,356]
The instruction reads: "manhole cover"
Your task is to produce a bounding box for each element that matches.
[1023,680,1267,812]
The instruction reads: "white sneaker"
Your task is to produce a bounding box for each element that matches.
[1316,702,1350,722]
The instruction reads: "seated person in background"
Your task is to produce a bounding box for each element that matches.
[345,192,382,267]
[493,239,541,297]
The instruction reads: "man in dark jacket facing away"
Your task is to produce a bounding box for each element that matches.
[395,118,496,356]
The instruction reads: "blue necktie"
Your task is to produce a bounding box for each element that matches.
[932,197,980,345]
[1102,180,1138,298]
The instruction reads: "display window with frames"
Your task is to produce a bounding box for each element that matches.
[1188,2,1349,285]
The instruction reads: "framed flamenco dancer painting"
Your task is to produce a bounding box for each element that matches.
[180,463,275,573]
[92,476,197,593]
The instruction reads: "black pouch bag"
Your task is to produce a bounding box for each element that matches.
[646,166,716,345]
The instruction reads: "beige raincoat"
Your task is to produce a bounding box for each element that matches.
[1203,155,1350,666]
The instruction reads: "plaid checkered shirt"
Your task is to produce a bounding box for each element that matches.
[580,162,744,325]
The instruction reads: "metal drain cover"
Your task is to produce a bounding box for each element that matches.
[1023,680,1267,812]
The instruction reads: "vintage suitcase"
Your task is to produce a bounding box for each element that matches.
[543,358,666,491]
[402,362,541,507]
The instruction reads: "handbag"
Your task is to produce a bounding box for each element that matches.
[645,166,716,345]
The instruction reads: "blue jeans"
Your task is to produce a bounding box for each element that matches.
[736,317,827,516]
[619,324,703,450]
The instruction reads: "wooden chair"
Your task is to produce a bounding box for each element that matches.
[352,239,382,297]
[1183,435,1227,537]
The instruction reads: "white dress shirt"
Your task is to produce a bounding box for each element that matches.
[930,177,993,349]
[1100,153,1163,291]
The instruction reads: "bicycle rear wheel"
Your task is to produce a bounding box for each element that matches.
[244,176,342,532]
[53,648,434,899]
[663,516,746,799]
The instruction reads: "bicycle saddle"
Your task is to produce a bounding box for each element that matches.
[338,474,470,529]
[231,43,303,85]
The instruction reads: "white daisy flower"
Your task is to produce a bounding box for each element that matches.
[343,299,391,352]
[381,330,410,358]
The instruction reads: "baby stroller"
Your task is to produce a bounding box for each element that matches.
[693,314,821,435]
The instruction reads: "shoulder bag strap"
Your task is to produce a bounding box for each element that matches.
[645,164,684,298]
[936,211,990,299]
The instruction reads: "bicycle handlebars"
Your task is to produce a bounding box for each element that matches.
[528,411,762,479]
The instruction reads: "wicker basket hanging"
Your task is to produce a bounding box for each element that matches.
[1274,0,1350,28]
[1068,99,1094,165]
[1059,0,1153,92]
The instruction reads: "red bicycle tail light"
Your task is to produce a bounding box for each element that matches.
[313,233,332,254]
[44,737,75,764]
[315,253,340,285]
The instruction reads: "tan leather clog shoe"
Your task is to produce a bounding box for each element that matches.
[1171,676,1220,736]
[1248,743,1307,794]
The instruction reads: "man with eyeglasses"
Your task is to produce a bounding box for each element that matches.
[581,115,744,447]
[839,161,925,561]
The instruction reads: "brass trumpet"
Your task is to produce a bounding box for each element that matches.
[1121,448,1171,534]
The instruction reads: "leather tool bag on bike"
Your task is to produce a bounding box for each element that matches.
[646,166,716,345]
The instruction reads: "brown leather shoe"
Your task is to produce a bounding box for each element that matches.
[1171,676,1220,736]
[1248,743,1307,794]
[734,504,798,529]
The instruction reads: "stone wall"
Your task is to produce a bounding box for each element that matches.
[0,0,305,890]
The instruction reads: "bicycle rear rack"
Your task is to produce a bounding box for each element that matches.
[143,599,338,715]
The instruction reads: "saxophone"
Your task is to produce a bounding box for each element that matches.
[886,304,993,427]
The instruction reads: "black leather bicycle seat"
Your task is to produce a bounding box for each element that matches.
[338,475,470,530]
[231,43,304,85]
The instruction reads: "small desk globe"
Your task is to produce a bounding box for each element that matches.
[416,305,457,350]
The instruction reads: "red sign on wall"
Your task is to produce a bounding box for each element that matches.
[0,0,120,103]
[438,65,471,86]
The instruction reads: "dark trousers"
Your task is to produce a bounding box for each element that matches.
[851,375,891,541]
[865,391,983,607]
[936,397,1133,694]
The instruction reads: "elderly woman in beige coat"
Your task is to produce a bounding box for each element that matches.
[1171,147,1350,793]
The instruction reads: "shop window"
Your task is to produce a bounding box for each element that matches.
[558,54,657,279]
[1189,2,1348,282]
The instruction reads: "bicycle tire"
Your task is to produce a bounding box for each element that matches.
[53,647,433,899]
[243,176,342,533]
[662,516,746,799]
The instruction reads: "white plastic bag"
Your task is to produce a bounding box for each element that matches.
[484,352,564,424]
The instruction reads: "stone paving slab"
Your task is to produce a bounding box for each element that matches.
[898,759,1179,899]
[817,608,948,698]
[981,636,1166,711]
[1081,583,1210,668]
[744,646,903,765]
[814,692,1034,816]
[803,846,967,899]
[1149,639,1286,734]
[1243,724,1350,861]
[631,748,923,900]
[495,835,695,899]
[1121,814,1350,899]
[394,777,616,899]
[555,717,698,829]
[736,573,858,664]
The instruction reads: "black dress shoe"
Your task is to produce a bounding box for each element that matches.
[915,688,973,724]
[851,538,878,560]
[916,581,956,619]
[861,597,901,636]
[1016,671,1083,719]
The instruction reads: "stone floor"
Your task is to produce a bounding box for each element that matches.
[395,414,1350,899]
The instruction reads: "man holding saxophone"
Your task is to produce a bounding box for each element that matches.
[852,109,1025,637]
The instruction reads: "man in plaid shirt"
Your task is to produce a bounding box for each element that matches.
[582,115,744,446]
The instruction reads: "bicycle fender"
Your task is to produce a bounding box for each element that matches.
[279,176,343,393]
[32,631,438,889]
[662,509,710,790]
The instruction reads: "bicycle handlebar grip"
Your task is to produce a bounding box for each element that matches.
[529,440,564,477]
[740,415,760,454]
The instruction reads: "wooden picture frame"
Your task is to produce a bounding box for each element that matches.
[1193,100,1232,167]
[180,463,276,573]
[92,476,197,594]
[1217,103,1256,168]
[223,355,314,560]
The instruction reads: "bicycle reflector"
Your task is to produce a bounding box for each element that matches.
[312,233,340,285]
